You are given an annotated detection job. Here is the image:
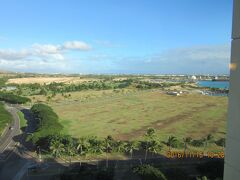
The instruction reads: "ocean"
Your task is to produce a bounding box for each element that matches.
[197,80,229,89]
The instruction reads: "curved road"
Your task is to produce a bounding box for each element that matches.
[0,104,21,158]
[0,104,38,180]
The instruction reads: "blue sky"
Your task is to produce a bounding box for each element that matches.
[0,0,233,74]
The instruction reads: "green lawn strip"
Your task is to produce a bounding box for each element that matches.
[17,111,27,129]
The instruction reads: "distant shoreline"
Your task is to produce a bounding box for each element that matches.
[196,79,229,82]
[212,79,229,81]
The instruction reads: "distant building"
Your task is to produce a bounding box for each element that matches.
[191,75,197,80]
[167,91,180,96]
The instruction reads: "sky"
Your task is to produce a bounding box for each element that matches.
[0,0,233,74]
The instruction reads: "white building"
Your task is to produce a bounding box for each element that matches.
[167,91,180,96]
[191,75,197,80]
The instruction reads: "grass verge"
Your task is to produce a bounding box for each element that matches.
[17,111,27,130]
[0,102,12,135]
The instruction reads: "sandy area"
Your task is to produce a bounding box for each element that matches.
[7,77,98,85]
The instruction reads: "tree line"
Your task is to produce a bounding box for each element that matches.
[29,122,225,164]
[0,92,31,104]
[13,79,185,97]
[0,77,8,87]
[29,103,63,144]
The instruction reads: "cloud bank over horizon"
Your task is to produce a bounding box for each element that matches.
[0,42,230,75]
[0,40,91,72]
[0,0,231,75]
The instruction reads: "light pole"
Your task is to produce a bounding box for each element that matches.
[37,146,42,162]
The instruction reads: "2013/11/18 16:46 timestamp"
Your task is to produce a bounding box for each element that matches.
[166,151,224,159]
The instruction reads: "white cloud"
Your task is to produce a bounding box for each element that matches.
[0,59,70,73]
[143,44,231,74]
[157,44,230,62]
[32,44,61,54]
[0,40,91,72]
[48,54,65,60]
[107,44,230,74]
[0,49,31,60]
[63,41,91,50]
[31,44,64,60]
[0,42,230,74]
[0,40,91,61]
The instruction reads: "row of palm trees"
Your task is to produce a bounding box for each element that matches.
[47,128,225,165]
[162,133,224,152]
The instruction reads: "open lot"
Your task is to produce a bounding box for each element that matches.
[43,90,227,142]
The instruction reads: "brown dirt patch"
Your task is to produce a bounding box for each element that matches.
[108,118,121,123]
[116,104,216,140]
[80,110,109,118]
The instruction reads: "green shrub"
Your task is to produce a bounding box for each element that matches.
[0,77,8,87]
[172,139,184,149]
[30,104,63,144]
[133,165,167,180]
[215,138,225,148]
[0,92,31,104]
[191,139,205,147]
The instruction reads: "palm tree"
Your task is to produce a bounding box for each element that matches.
[77,137,89,155]
[148,140,162,158]
[89,138,104,154]
[203,134,214,153]
[166,136,177,151]
[145,128,156,140]
[50,140,65,158]
[103,136,113,168]
[87,137,104,169]
[215,138,226,151]
[125,141,139,160]
[77,137,90,166]
[142,141,149,160]
[183,137,192,154]
[144,128,156,160]
[65,141,76,166]
[115,140,126,153]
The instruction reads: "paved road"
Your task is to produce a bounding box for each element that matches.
[0,104,21,157]
[0,104,38,180]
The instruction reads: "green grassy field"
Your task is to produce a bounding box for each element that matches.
[47,90,227,143]
[17,111,27,129]
[0,102,12,135]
